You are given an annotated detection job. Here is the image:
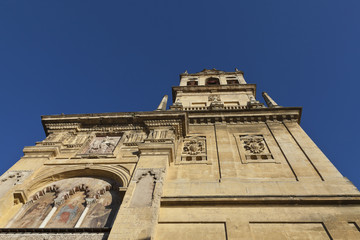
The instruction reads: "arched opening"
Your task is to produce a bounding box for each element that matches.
[187,81,198,86]
[205,77,220,86]
[9,176,123,229]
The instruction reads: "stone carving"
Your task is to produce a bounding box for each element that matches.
[181,137,207,162]
[208,95,221,102]
[124,132,146,146]
[241,135,265,154]
[170,99,183,110]
[63,133,88,148]
[145,128,175,143]
[247,96,264,109]
[183,139,204,155]
[239,135,274,162]
[41,133,64,146]
[83,136,121,154]
[209,95,224,110]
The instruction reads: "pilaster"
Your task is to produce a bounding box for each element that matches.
[108,142,174,240]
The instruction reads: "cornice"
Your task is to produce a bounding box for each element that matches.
[41,111,188,138]
[180,70,244,76]
[182,107,302,124]
[41,107,302,138]
[172,84,256,102]
[161,195,360,206]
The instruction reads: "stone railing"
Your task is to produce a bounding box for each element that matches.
[183,105,247,111]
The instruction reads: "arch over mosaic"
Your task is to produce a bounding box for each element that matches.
[8,177,122,228]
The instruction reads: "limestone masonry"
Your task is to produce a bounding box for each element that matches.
[0,69,359,239]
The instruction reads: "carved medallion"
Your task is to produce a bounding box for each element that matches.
[181,137,207,163]
[183,139,204,155]
[242,136,265,154]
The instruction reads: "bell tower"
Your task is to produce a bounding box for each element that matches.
[171,68,262,111]
[0,68,359,239]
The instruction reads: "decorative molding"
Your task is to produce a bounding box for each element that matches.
[42,112,187,139]
[189,113,300,125]
[23,146,60,158]
[27,165,131,194]
[132,168,165,183]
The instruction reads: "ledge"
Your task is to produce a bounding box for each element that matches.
[172,84,257,102]
[161,195,360,206]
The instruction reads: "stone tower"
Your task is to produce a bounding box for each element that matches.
[0,69,359,239]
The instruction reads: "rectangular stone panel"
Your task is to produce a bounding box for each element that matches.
[155,222,226,240]
[249,222,331,240]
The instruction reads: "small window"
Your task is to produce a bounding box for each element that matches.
[227,80,239,85]
[187,81,198,86]
[206,77,220,86]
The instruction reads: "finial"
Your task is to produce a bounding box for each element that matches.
[262,92,279,108]
[235,68,239,72]
[184,70,188,74]
[155,95,168,111]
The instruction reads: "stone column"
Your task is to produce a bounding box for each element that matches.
[108,142,174,240]
[39,199,63,228]
[74,198,96,228]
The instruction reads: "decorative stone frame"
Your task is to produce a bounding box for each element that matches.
[179,136,208,164]
[234,134,279,164]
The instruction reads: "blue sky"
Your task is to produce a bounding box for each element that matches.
[0,0,359,188]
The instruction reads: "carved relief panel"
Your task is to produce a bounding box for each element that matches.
[208,94,224,110]
[81,136,121,155]
[123,131,146,146]
[180,136,207,164]
[42,132,64,145]
[41,132,89,153]
[62,132,88,148]
[236,134,278,163]
[145,127,175,143]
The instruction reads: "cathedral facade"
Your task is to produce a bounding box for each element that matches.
[0,69,359,239]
